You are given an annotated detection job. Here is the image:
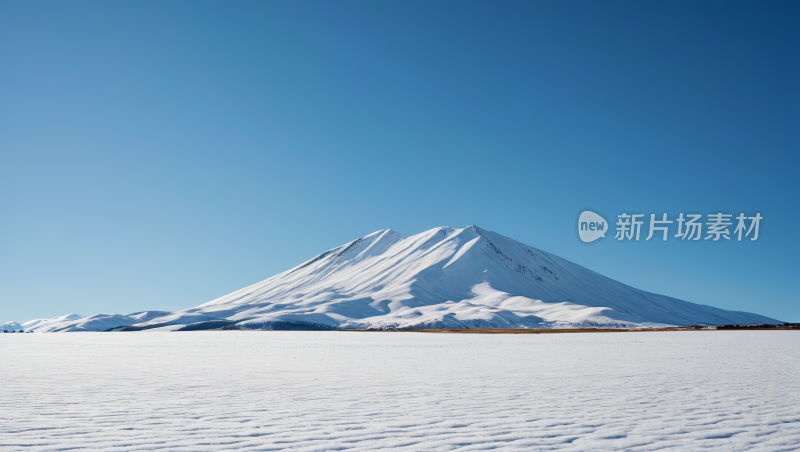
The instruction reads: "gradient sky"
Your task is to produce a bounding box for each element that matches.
[1,0,798,323]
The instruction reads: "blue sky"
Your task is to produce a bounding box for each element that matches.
[1,0,797,323]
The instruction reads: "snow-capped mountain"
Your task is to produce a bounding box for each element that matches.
[126,225,780,331]
[20,313,85,332]
[8,226,782,332]
[15,312,170,333]
[2,321,25,332]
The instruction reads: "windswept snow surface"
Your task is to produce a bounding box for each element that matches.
[129,226,781,331]
[2,331,798,451]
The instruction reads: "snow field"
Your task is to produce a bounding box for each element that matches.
[1,331,798,451]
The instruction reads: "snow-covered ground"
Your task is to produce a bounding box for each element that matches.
[2,331,798,451]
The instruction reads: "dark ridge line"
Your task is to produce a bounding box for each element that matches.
[337,237,363,256]
[285,245,346,276]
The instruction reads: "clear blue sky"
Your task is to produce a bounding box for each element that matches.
[1,0,797,323]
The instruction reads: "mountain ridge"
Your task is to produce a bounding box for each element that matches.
[8,226,782,332]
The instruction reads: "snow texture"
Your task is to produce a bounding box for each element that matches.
[1,331,798,451]
[4,226,782,332]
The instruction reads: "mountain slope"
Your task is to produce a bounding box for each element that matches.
[21,314,85,332]
[21,312,170,333]
[2,321,25,332]
[126,226,781,330]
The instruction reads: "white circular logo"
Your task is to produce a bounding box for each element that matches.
[578,211,607,243]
